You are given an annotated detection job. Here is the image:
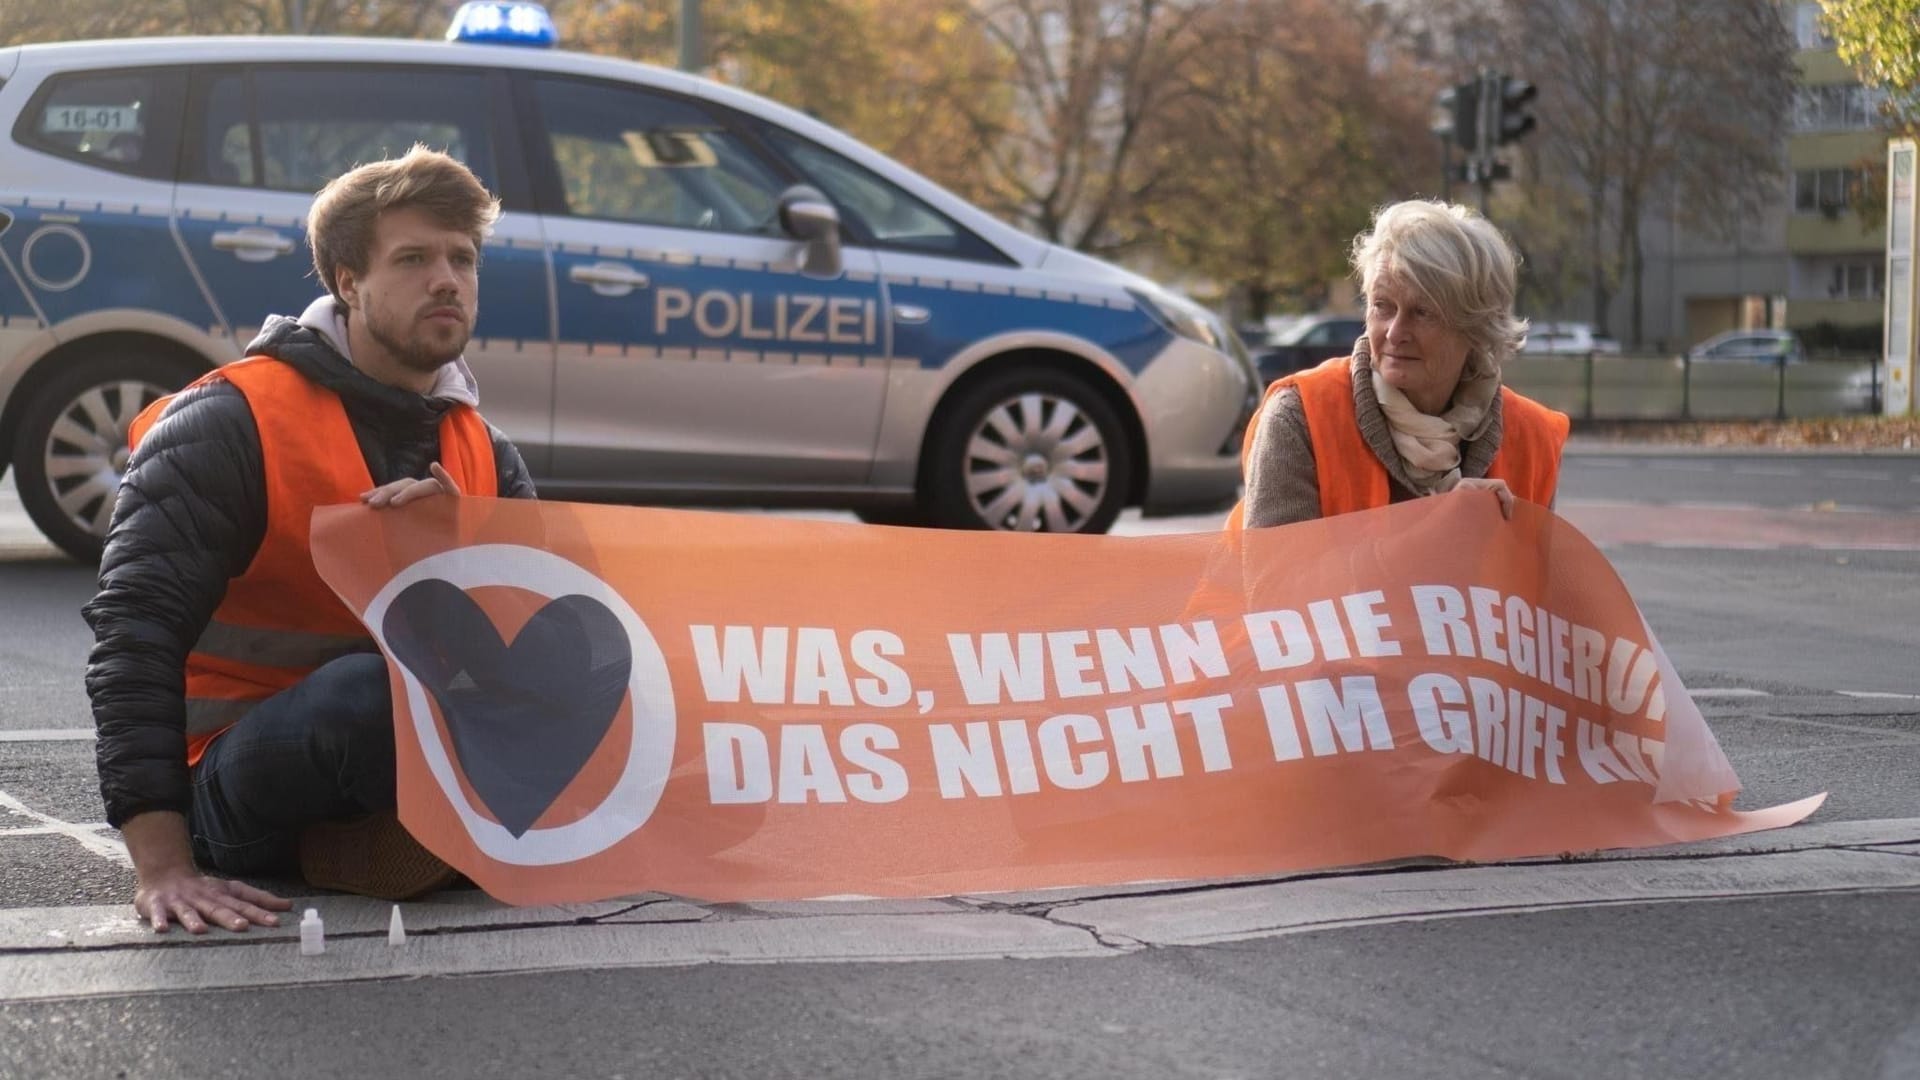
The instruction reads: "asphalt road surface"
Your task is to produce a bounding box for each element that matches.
[2,446,1917,1079]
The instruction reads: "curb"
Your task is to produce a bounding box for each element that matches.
[1565,440,1920,458]
[4,817,1916,1003]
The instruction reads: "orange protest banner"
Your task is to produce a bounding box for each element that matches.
[311,494,1821,905]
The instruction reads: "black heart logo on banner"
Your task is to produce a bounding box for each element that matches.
[382,579,632,838]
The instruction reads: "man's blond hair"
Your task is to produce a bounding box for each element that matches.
[308,145,501,301]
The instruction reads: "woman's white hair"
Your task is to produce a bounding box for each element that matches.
[1349,200,1527,376]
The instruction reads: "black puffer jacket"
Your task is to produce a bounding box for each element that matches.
[83,317,537,828]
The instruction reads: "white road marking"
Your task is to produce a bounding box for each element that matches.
[1666,500,1771,511]
[1690,689,1772,699]
[1824,469,1892,481]
[0,823,111,838]
[1,817,1915,1004]
[0,791,128,865]
[1648,540,1920,552]
[1646,461,1719,472]
[1839,691,1920,701]
[0,728,95,742]
[1732,466,1802,477]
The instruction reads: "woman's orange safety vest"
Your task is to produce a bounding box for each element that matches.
[127,356,498,765]
[1226,355,1568,528]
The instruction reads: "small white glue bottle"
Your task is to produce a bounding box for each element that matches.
[299,908,325,956]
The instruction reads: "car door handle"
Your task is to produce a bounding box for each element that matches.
[568,262,651,296]
[211,227,295,262]
[893,304,930,324]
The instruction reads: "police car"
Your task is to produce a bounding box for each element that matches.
[0,3,1256,561]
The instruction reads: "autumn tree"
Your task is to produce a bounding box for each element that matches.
[1364,0,1508,79]
[1131,0,1433,320]
[555,0,1012,208]
[943,0,1212,254]
[1509,0,1796,345]
[1819,0,1920,129]
[0,0,441,43]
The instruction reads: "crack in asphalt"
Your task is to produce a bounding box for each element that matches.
[1023,906,1145,953]
[7,834,1920,960]
[949,836,1920,916]
[1843,845,1920,859]
[1128,883,1920,945]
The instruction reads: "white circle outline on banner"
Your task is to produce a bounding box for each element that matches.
[361,542,676,866]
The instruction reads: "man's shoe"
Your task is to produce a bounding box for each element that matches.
[297,812,461,901]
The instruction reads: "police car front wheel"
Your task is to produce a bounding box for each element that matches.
[922,370,1132,535]
[10,352,199,563]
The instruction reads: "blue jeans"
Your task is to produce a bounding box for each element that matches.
[188,653,395,876]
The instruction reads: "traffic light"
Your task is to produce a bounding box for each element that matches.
[1497,76,1537,145]
[1455,160,1512,184]
[1438,79,1480,154]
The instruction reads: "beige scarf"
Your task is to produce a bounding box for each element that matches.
[1359,337,1499,494]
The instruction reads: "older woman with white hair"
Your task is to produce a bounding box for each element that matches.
[1238,200,1568,527]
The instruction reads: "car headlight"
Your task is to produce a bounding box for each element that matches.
[1128,287,1224,352]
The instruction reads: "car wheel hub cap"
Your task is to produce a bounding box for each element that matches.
[43,379,170,539]
[963,391,1109,532]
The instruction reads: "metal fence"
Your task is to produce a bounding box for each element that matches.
[1503,353,1884,421]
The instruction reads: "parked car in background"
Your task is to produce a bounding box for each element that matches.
[1525,321,1621,355]
[1687,329,1806,364]
[0,5,1259,560]
[1251,313,1364,385]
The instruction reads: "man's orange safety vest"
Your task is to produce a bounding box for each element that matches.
[1226,355,1569,528]
[127,355,498,765]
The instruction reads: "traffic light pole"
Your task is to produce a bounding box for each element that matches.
[1475,69,1499,214]
[1439,69,1536,217]
[679,0,702,72]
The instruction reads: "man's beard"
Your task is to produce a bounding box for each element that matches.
[366,307,471,375]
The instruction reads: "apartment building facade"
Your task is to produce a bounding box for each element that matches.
[1781,2,1888,346]
[1631,2,1886,351]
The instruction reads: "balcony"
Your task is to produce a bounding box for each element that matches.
[1786,213,1884,254]
[1786,298,1883,329]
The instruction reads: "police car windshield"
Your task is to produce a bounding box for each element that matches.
[533,78,785,234]
[764,130,964,252]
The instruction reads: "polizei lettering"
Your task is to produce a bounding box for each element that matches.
[656,288,878,346]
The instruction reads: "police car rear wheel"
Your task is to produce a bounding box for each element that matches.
[11,353,198,563]
[923,370,1131,534]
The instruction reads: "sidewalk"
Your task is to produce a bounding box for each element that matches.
[1566,437,1920,457]
[1571,416,1920,453]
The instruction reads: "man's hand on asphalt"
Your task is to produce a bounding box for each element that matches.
[135,867,292,934]
[362,461,462,509]
[1454,476,1515,519]
[120,811,292,933]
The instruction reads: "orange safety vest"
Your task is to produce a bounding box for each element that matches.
[127,355,498,765]
[1226,355,1568,528]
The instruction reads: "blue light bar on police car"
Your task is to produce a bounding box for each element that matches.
[446,1,557,46]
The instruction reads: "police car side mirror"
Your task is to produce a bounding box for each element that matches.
[778,185,841,278]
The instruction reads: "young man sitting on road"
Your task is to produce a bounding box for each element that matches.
[85,147,537,933]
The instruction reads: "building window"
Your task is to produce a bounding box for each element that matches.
[1793,3,1835,50]
[1827,261,1884,301]
[1793,167,1870,216]
[1792,83,1888,132]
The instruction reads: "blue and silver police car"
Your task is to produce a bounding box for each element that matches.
[0,3,1256,560]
